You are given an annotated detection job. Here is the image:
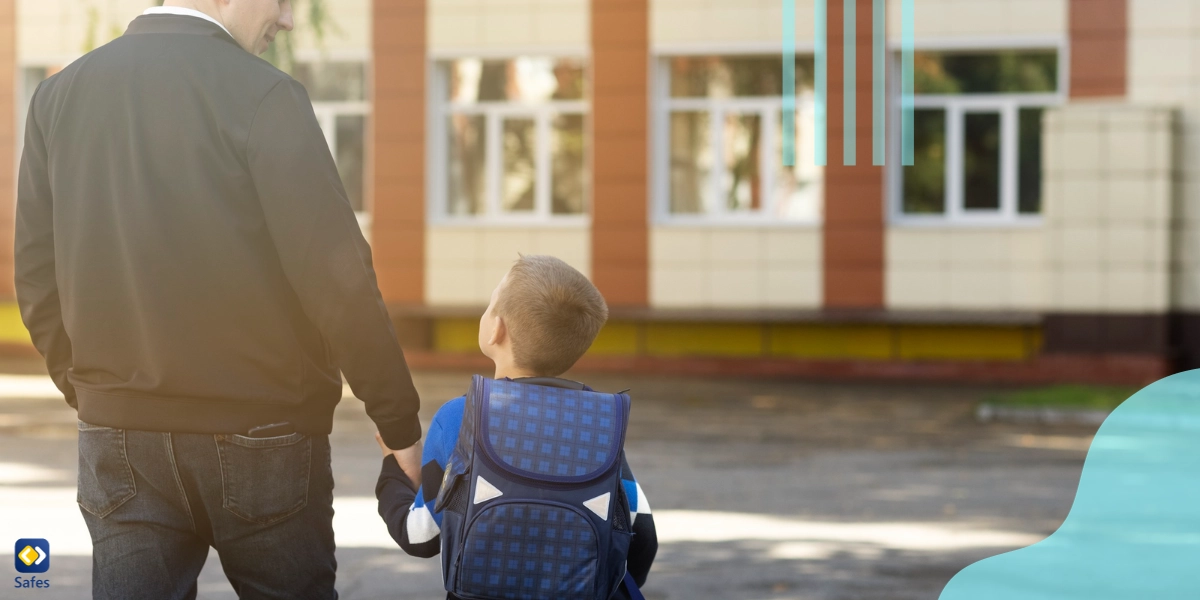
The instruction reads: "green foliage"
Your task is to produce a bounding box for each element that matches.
[985,385,1137,411]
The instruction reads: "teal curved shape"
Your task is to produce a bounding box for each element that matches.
[940,370,1200,599]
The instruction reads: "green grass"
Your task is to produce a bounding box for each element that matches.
[985,385,1137,411]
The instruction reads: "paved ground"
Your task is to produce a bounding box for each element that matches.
[0,359,1100,599]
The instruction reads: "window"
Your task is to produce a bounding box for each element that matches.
[294,60,369,214]
[657,55,822,223]
[435,57,587,221]
[894,50,1060,224]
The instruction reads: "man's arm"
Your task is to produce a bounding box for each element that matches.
[15,84,76,407]
[377,410,452,558]
[245,78,420,449]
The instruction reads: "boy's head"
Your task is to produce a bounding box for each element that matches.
[479,255,608,378]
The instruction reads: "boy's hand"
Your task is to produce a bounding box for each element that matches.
[376,431,423,489]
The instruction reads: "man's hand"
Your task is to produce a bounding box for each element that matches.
[376,431,422,490]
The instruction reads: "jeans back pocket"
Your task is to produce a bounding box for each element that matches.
[77,421,137,518]
[216,432,311,525]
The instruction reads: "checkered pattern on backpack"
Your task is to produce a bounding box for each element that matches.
[486,380,618,479]
[458,503,598,600]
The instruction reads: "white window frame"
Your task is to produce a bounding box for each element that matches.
[887,40,1067,227]
[652,54,823,228]
[297,53,372,227]
[429,58,590,227]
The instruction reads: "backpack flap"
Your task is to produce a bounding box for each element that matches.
[480,378,628,484]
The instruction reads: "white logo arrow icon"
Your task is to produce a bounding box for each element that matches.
[18,545,45,566]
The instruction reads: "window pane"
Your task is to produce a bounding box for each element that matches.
[963,112,1002,211]
[914,51,1058,94]
[1019,108,1044,214]
[774,109,822,220]
[551,114,586,215]
[447,58,586,103]
[903,109,947,214]
[502,118,536,212]
[335,115,366,212]
[447,114,487,215]
[669,111,713,214]
[722,113,763,213]
[293,61,366,102]
[670,55,816,98]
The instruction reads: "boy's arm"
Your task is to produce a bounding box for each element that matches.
[376,402,457,558]
[621,458,658,588]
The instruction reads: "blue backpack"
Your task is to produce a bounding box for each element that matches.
[435,375,638,600]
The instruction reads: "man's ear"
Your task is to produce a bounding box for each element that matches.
[489,316,507,347]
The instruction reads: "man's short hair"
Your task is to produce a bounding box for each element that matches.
[495,254,609,377]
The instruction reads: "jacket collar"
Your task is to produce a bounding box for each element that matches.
[124,13,240,48]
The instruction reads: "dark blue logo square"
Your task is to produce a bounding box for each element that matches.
[14,539,49,573]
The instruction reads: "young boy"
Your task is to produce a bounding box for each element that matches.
[375,255,657,599]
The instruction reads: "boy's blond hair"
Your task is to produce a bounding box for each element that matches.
[494,255,608,376]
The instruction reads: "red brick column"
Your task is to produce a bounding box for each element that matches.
[590,0,649,307]
[370,0,425,304]
[823,0,884,309]
[0,0,16,300]
[1069,0,1127,98]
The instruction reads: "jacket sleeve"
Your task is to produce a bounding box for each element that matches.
[15,84,76,408]
[621,459,658,589]
[377,408,452,558]
[245,78,421,449]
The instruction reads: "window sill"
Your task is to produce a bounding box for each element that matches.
[428,216,590,229]
[889,216,1044,229]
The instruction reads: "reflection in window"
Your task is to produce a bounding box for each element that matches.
[898,49,1058,221]
[303,60,370,215]
[1019,108,1044,214]
[670,111,712,214]
[723,113,763,212]
[670,55,815,98]
[963,112,1001,211]
[449,58,585,103]
[663,55,822,222]
[502,118,537,212]
[903,109,946,214]
[440,58,587,219]
[914,50,1057,95]
[448,114,487,215]
[551,114,586,215]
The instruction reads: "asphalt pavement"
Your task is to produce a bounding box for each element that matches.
[0,360,1097,599]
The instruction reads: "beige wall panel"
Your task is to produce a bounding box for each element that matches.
[886,229,1047,311]
[426,225,591,305]
[887,0,1067,40]
[430,0,588,53]
[653,0,816,48]
[1043,103,1175,313]
[650,226,821,309]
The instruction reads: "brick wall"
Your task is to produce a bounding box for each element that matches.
[371,0,425,304]
[590,0,649,307]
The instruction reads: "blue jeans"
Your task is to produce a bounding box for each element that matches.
[77,421,338,600]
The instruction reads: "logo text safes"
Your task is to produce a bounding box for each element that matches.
[14,539,50,590]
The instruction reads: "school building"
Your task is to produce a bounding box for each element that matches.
[0,0,1192,385]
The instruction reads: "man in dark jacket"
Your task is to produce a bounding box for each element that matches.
[14,1,423,598]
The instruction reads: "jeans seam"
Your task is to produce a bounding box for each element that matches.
[79,426,138,518]
[165,432,196,532]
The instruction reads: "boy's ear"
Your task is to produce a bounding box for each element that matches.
[489,316,507,347]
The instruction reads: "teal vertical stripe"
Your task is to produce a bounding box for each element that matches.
[815,0,827,167]
[902,0,914,166]
[783,0,796,167]
[872,0,885,166]
[843,0,856,166]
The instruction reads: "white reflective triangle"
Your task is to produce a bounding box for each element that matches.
[473,476,503,505]
[583,492,611,520]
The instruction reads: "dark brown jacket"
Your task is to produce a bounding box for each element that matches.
[15,14,422,448]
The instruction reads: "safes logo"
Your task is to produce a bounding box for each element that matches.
[13,539,50,590]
